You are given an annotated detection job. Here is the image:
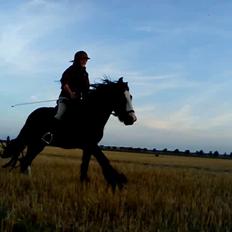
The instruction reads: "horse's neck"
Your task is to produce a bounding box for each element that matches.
[87,91,113,126]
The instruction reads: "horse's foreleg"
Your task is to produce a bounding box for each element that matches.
[80,147,92,183]
[92,145,128,191]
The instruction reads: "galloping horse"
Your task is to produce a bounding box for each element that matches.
[0,78,137,190]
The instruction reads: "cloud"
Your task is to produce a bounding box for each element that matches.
[126,72,198,99]
[139,104,197,130]
[102,115,232,153]
[0,1,91,74]
[134,73,232,135]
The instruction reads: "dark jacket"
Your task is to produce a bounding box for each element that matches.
[59,64,90,99]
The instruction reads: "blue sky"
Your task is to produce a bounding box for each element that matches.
[1,0,232,153]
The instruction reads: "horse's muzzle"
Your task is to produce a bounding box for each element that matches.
[124,111,137,125]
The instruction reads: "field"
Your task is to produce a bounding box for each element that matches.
[0,147,232,231]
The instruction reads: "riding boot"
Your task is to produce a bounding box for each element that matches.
[41,118,60,144]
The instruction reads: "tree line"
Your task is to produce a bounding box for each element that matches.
[100,145,232,159]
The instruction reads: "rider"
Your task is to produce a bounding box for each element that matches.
[42,50,90,144]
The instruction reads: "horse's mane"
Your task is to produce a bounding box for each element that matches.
[87,77,127,101]
[90,78,118,91]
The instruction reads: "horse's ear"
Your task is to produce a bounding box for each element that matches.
[118,77,123,83]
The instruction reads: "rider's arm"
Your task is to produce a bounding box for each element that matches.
[63,84,77,99]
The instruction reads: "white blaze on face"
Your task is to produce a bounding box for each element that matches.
[124,90,137,122]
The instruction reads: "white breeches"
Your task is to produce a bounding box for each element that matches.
[54,97,68,120]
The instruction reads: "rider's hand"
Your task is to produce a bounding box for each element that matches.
[70,92,77,99]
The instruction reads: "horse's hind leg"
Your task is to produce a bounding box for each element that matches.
[20,142,45,174]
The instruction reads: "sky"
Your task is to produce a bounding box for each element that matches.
[1,0,232,153]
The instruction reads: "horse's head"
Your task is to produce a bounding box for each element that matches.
[112,77,137,125]
[91,77,137,125]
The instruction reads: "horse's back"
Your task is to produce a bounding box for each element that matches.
[27,107,55,121]
[24,107,56,132]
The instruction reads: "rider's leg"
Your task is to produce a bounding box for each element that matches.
[41,99,67,144]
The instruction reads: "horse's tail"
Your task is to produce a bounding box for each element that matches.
[0,123,32,168]
[1,107,55,167]
[1,119,31,160]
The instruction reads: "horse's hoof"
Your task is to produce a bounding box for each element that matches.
[117,173,128,190]
[80,175,90,183]
[21,166,31,176]
[111,173,128,191]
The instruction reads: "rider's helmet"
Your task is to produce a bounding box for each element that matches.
[70,51,90,63]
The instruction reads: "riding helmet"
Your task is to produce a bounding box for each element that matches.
[70,51,90,62]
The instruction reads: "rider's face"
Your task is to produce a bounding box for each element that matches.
[79,58,88,67]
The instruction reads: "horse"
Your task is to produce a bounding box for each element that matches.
[0,77,137,190]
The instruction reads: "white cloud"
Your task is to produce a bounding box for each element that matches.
[135,74,232,133]
[139,104,197,130]
[0,1,91,73]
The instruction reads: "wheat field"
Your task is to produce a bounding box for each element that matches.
[0,147,232,231]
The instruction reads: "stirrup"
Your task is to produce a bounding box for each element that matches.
[41,132,54,144]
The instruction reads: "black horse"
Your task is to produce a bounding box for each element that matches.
[0,78,137,190]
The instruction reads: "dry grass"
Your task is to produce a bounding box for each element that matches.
[0,147,232,231]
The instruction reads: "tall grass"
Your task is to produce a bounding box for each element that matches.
[0,147,232,231]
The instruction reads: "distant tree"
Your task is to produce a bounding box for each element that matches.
[153,148,157,152]
[136,148,142,152]
[208,151,213,156]
[199,150,204,156]
[230,152,232,157]
[213,151,219,157]
[185,150,190,155]
[174,149,179,153]
[163,148,168,152]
